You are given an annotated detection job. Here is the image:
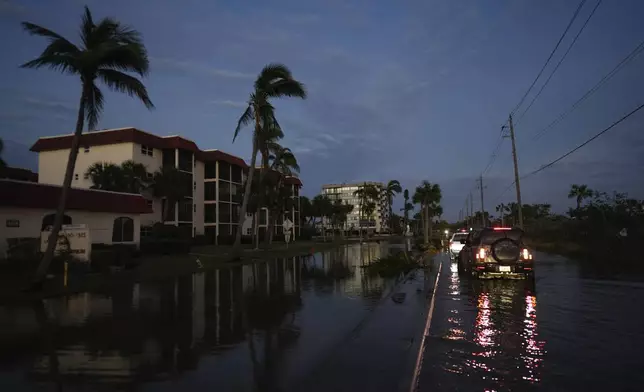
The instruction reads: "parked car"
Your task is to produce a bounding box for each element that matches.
[457,227,534,280]
[448,231,469,259]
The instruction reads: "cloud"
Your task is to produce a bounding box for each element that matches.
[211,99,248,108]
[151,57,254,79]
[23,97,77,113]
[0,0,24,15]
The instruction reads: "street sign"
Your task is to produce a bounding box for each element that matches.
[41,224,91,262]
[283,218,293,244]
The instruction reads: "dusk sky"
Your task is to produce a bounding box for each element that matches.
[1,0,643,220]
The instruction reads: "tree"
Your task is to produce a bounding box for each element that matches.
[22,6,153,286]
[311,195,332,242]
[568,184,594,210]
[232,64,306,257]
[86,160,148,193]
[0,138,6,170]
[353,183,379,239]
[413,181,442,245]
[299,196,313,227]
[264,146,299,244]
[331,200,353,238]
[402,189,411,232]
[151,167,189,223]
[384,180,402,232]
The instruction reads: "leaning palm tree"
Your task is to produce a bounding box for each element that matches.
[353,183,379,240]
[568,184,594,210]
[22,6,153,287]
[384,180,402,232]
[232,64,306,257]
[263,146,299,244]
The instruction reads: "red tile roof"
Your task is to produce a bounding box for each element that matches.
[284,176,303,186]
[30,127,248,168]
[0,180,152,214]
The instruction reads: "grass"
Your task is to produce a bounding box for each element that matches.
[362,251,419,278]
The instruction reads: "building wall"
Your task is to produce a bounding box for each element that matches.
[38,143,137,188]
[0,207,141,256]
[193,160,205,236]
[321,182,390,232]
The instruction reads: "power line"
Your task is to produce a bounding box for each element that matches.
[510,0,588,115]
[516,0,603,124]
[527,102,644,177]
[482,135,505,176]
[494,101,644,203]
[532,36,644,141]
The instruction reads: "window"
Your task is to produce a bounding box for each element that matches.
[112,217,134,242]
[204,204,217,223]
[146,200,153,210]
[178,200,193,222]
[205,162,217,179]
[219,203,231,223]
[231,166,242,183]
[83,173,89,180]
[219,162,230,181]
[140,226,152,238]
[141,145,153,156]
[41,214,71,231]
[219,181,231,202]
[74,174,79,181]
[146,172,153,179]
[204,182,217,201]
[84,146,90,153]
[246,227,251,235]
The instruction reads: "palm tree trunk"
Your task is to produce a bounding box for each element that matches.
[33,86,86,286]
[234,135,258,257]
[576,197,581,210]
[252,212,259,250]
[428,210,433,248]
[422,206,428,245]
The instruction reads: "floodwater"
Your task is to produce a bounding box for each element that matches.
[0,241,430,392]
[415,253,644,391]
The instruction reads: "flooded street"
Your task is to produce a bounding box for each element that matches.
[0,242,430,392]
[416,253,644,391]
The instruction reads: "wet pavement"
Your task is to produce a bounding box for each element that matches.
[415,253,644,391]
[0,242,432,392]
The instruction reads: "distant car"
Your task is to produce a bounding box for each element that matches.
[457,227,534,280]
[448,231,469,259]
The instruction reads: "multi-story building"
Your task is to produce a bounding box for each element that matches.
[321,182,389,233]
[31,127,302,241]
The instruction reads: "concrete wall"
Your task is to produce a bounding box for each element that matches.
[194,160,205,235]
[0,207,141,256]
[38,143,136,188]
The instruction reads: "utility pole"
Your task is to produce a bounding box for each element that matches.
[469,192,474,228]
[477,175,486,226]
[507,114,524,229]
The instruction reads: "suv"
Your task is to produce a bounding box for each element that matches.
[457,227,534,280]
[449,231,469,259]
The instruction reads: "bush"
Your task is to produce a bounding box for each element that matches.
[140,238,191,255]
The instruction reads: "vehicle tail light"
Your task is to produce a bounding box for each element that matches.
[493,227,512,231]
[476,247,486,260]
[522,248,533,260]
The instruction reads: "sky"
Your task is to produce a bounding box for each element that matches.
[1,0,644,220]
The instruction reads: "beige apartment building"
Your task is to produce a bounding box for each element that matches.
[321,182,389,233]
[30,127,302,241]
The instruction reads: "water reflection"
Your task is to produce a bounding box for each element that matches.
[0,243,398,391]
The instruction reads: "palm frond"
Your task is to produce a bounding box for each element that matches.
[85,82,104,130]
[21,22,69,41]
[97,69,153,108]
[255,63,293,91]
[97,43,149,76]
[264,79,307,99]
[20,55,77,74]
[81,6,95,48]
[233,104,253,142]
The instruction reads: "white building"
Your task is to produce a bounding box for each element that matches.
[30,127,302,242]
[0,179,151,256]
[321,182,389,233]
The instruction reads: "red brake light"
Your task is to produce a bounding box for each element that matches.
[476,248,486,260]
[493,227,512,231]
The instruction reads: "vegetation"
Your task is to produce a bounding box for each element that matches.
[362,251,418,278]
[21,6,154,286]
[311,195,333,241]
[568,184,594,210]
[232,64,306,257]
[384,180,402,231]
[413,181,443,245]
[85,160,148,193]
[150,166,191,222]
[401,189,413,233]
[353,183,380,239]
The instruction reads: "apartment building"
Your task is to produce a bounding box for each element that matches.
[30,127,302,240]
[321,182,389,233]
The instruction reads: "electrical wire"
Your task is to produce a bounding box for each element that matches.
[532,37,644,141]
[510,0,588,115]
[516,0,603,124]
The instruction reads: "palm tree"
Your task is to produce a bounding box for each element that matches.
[120,160,148,193]
[401,189,411,233]
[299,196,313,227]
[413,181,442,246]
[568,184,594,210]
[495,203,508,226]
[264,146,299,244]
[331,200,353,238]
[384,180,402,232]
[232,64,306,257]
[22,6,153,286]
[353,183,379,240]
[312,195,332,242]
[151,167,189,223]
[86,162,122,190]
[0,138,6,170]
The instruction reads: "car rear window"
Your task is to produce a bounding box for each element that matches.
[451,233,468,241]
[480,230,523,244]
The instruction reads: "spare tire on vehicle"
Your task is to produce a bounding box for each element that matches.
[491,238,521,263]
